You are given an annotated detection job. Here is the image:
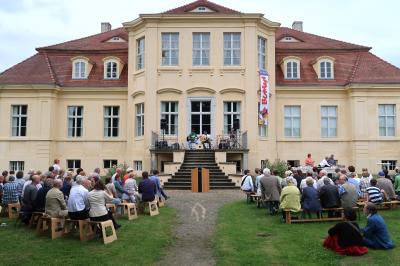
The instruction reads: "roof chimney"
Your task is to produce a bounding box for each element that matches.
[292,21,303,32]
[101,22,112,33]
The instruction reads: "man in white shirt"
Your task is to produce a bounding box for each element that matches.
[53,159,61,173]
[67,176,89,220]
[319,156,331,168]
[111,167,122,183]
[254,168,264,195]
[241,170,254,192]
[316,169,334,191]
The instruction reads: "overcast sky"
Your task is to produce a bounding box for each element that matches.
[0,0,399,72]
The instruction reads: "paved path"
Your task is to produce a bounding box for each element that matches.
[156,190,243,266]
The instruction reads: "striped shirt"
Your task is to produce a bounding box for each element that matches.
[366,186,383,203]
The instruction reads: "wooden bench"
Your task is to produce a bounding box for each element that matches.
[140,200,159,216]
[244,192,254,204]
[36,215,65,239]
[250,195,262,208]
[116,203,138,220]
[29,212,44,228]
[106,203,116,214]
[284,207,360,224]
[63,218,117,244]
[357,200,400,210]
[7,203,21,219]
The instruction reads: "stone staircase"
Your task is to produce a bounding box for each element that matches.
[163,150,237,190]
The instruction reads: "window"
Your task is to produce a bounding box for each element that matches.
[320,60,333,79]
[379,104,396,136]
[161,102,178,135]
[223,33,241,65]
[193,33,210,66]
[9,161,24,171]
[224,102,240,134]
[135,103,144,137]
[286,61,299,79]
[162,33,179,66]
[258,103,268,137]
[104,106,119,137]
[67,160,81,169]
[287,160,300,167]
[73,60,86,79]
[284,106,301,137]
[261,160,268,169]
[11,105,27,136]
[67,106,83,137]
[381,160,397,171]
[104,60,118,79]
[321,106,337,137]
[258,36,266,70]
[103,160,118,169]
[136,37,145,70]
[134,161,142,171]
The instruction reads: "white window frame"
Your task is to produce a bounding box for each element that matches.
[104,106,120,137]
[134,160,142,171]
[193,33,210,66]
[66,159,81,170]
[135,103,145,137]
[104,60,119,79]
[320,60,333,79]
[258,36,266,70]
[284,106,301,137]
[103,159,118,169]
[379,104,396,137]
[136,37,145,70]
[161,33,179,66]
[11,105,27,137]
[9,161,24,171]
[381,160,397,171]
[223,33,241,66]
[321,106,337,138]
[223,101,241,134]
[161,101,178,135]
[72,60,87,79]
[67,106,83,137]
[286,60,299,79]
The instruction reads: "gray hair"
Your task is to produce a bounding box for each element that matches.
[323,177,331,185]
[319,169,327,176]
[75,175,86,185]
[263,168,271,175]
[53,179,63,188]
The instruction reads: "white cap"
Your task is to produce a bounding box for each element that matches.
[126,167,134,172]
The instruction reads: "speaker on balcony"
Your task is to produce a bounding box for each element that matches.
[233,119,240,130]
[160,119,167,130]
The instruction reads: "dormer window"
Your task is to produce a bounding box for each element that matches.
[103,56,124,80]
[190,6,213,12]
[71,56,92,79]
[313,56,335,80]
[280,56,301,80]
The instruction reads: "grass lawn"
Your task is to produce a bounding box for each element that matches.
[0,207,176,266]
[214,201,400,266]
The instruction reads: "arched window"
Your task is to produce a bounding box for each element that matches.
[71,57,90,79]
[320,60,333,79]
[280,57,301,80]
[104,60,118,79]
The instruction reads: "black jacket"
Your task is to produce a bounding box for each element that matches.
[319,184,341,208]
[328,221,364,247]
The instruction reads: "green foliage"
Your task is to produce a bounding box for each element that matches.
[214,201,400,266]
[104,162,129,179]
[265,158,289,178]
[0,207,176,266]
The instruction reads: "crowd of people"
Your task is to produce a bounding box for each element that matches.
[241,160,397,254]
[0,159,168,230]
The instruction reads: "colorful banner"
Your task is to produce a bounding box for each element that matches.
[259,70,270,125]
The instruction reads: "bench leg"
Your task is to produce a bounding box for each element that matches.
[149,201,159,216]
[127,205,138,220]
[51,218,64,240]
[79,220,95,241]
[100,221,117,244]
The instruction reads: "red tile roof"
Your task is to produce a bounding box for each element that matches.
[38,27,128,52]
[276,27,370,51]
[163,0,241,15]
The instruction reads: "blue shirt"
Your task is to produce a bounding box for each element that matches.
[149,175,162,196]
[363,213,395,249]
[2,181,19,204]
[347,177,361,196]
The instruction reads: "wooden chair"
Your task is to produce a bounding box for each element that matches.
[36,215,65,239]
[157,197,165,208]
[63,218,95,241]
[29,212,44,229]
[144,200,159,216]
[116,203,138,220]
[106,203,116,214]
[7,203,20,219]
[86,220,117,244]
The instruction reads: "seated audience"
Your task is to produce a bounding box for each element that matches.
[15,171,25,199]
[123,167,134,184]
[362,203,395,249]
[305,153,315,167]
[319,178,341,218]
[105,177,122,205]
[67,176,89,220]
[260,168,281,215]
[21,175,40,224]
[149,170,169,200]
[347,166,361,196]
[1,176,19,205]
[240,170,253,193]
[360,168,372,199]
[366,179,384,204]
[34,178,53,212]
[323,208,368,256]
[316,170,334,191]
[319,156,331,168]
[138,171,156,203]
[279,180,301,221]
[45,179,68,218]
[254,168,263,195]
[124,173,139,203]
[300,171,316,192]
[293,169,304,190]
[337,174,358,208]
[394,167,400,197]
[113,174,129,200]
[301,177,321,218]
[376,171,396,200]
[88,180,120,230]
[61,172,73,198]
[281,170,297,188]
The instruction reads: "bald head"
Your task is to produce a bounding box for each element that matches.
[31,175,41,184]
[53,179,63,188]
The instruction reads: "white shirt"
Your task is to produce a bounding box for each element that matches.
[21,180,42,198]
[300,178,318,192]
[67,184,89,212]
[111,173,118,183]
[319,159,330,167]
[316,176,334,191]
[241,175,253,191]
[255,174,264,194]
[53,163,61,172]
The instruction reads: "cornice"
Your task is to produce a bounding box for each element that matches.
[157,88,183,94]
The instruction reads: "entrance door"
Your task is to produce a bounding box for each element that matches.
[190,100,211,135]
